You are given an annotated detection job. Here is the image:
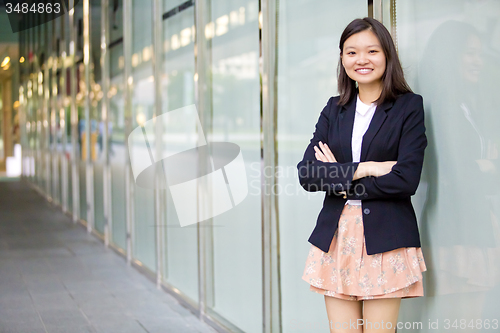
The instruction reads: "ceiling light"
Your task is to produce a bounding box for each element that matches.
[1,56,10,67]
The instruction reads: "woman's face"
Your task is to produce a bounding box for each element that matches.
[341,29,386,90]
[460,33,483,83]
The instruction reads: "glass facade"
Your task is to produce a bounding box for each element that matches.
[161,0,199,307]
[396,0,500,328]
[17,0,500,332]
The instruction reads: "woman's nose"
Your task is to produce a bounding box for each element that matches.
[356,57,368,65]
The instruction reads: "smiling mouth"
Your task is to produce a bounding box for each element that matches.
[355,69,373,74]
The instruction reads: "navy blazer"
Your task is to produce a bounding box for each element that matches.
[297,92,427,255]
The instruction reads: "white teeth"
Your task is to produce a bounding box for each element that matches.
[356,69,372,73]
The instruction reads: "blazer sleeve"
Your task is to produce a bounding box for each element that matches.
[347,94,427,200]
[297,97,360,194]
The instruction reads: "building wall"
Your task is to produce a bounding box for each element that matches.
[18,0,500,332]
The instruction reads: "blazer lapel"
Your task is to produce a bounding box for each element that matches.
[337,97,356,162]
[360,100,394,161]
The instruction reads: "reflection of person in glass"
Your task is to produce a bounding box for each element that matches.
[297,17,427,331]
[419,20,500,320]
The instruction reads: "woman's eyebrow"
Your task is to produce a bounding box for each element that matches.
[344,44,381,50]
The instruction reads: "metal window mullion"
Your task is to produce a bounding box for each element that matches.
[152,0,165,289]
[390,0,398,52]
[260,0,282,332]
[19,27,27,179]
[101,0,112,247]
[28,28,31,181]
[61,10,69,213]
[24,28,31,180]
[194,0,215,320]
[33,27,37,185]
[373,0,382,21]
[83,0,94,233]
[51,17,60,205]
[37,73,42,188]
[20,81,27,178]
[29,28,35,183]
[35,25,40,188]
[38,25,43,191]
[374,1,397,53]
[19,29,24,179]
[44,19,51,200]
[34,24,38,186]
[69,0,80,223]
[36,24,41,189]
[28,28,34,181]
[123,0,134,265]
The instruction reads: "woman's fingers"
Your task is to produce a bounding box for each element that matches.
[314,142,338,163]
[476,159,496,173]
[314,141,337,163]
[314,146,328,162]
[319,141,337,163]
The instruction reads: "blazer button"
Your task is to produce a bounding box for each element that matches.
[331,183,343,191]
[363,208,370,215]
[364,193,368,197]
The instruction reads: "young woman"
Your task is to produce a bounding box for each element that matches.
[297,18,427,332]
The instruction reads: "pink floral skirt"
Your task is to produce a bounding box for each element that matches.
[302,204,427,301]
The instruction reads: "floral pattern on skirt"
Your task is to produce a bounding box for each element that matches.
[302,204,427,301]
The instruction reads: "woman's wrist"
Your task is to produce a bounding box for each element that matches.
[353,161,396,180]
[353,162,372,180]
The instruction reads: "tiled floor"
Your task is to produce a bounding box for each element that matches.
[0,180,218,333]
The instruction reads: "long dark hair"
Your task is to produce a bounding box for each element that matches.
[418,20,481,102]
[337,17,412,106]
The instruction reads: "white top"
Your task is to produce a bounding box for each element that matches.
[345,95,377,205]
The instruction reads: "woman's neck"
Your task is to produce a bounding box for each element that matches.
[358,84,382,105]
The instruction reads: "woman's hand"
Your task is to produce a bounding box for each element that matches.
[476,159,497,174]
[369,161,397,177]
[314,141,396,180]
[314,141,337,163]
[353,161,397,180]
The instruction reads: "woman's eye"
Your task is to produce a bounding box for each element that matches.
[347,52,355,55]
[369,50,377,54]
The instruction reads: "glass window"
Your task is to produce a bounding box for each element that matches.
[160,0,199,303]
[91,1,106,235]
[207,0,262,331]
[129,0,156,270]
[109,0,128,251]
[396,0,500,324]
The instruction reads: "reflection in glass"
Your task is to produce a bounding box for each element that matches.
[107,0,128,250]
[208,1,262,332]
[397,0,500,326]
[129,0,155,270]
[418,19,500,321]
[92,3,106,235]
[160,3,199,304]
